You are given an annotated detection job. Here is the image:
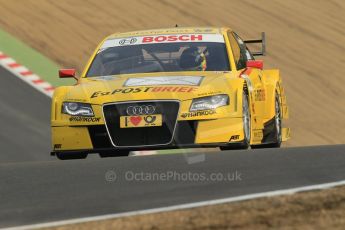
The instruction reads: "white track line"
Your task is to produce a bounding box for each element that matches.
[4,179,345,230]
[0,51,54,97]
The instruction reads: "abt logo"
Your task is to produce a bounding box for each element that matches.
[54,144,62,149]
[229,135,240,141]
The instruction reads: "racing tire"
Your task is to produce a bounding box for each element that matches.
[99,150,130,158]
[252,92,282,149]
[220,90,250,150]
[56,152,88,160]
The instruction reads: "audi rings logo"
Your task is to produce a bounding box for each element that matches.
[119,37,137,45]
[126,105,156,115]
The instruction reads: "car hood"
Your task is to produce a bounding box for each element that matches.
[63,72,236,104]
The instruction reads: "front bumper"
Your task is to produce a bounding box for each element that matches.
[51,116,245,154]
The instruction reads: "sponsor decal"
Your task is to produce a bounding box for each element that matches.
[65,98,87,102]
[129,116,142,126]
[124,76,204,87]
[229,135,240,141]
[91,86,198,98]
[69,117,101,122]
[54,144,62,149]
[119,37,138,45]
[142,34,203,43]
[253,130,263,140]
[181,110,216,118]
[120,114,162,128]
[143,115,157,123]
[197,91,223,97]
[113,29,193,37]
[100,34,225,50]
[194,28,214,33]
[254,89,266,101]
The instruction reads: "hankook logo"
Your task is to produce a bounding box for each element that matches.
[126,105,156,115]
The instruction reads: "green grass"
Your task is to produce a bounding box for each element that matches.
[0,28,73,86]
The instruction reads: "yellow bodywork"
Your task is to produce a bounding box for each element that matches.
[51,27,290,152]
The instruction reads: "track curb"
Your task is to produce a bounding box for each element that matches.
[0,29,65,86]
[0,51,54,97]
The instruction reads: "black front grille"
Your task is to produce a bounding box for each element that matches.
[103,101,179,146]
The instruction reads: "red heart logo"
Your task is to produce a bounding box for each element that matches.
[130,116,142,126]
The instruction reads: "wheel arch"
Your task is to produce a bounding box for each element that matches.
[263,69,284,120]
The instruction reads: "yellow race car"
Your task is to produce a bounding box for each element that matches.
[51,27,290,160]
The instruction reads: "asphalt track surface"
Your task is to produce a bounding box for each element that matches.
[0,65,52,162]
[1,65,345,228]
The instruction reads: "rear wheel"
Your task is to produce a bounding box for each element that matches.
[56,152,88,160]
[220,90,250,150]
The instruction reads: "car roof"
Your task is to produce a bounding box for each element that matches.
[106,27,232,39]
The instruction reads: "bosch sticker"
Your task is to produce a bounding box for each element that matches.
[142,35,202,43]
[101,34,225,50]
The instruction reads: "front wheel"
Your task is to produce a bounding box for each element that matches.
[220,90,250,150]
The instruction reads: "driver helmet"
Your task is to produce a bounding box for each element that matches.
[179,47,207,71]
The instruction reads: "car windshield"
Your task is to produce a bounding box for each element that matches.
[86,35,230,77]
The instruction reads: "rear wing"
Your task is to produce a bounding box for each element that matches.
[244,32,266,56]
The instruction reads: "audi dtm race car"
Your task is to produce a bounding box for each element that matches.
[51,27,290,160]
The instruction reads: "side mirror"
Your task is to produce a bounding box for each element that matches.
[246,60,263,70]
[59,69,77,80]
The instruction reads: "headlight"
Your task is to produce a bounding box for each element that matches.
[190,94,229,111]
[62,102,94,116]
